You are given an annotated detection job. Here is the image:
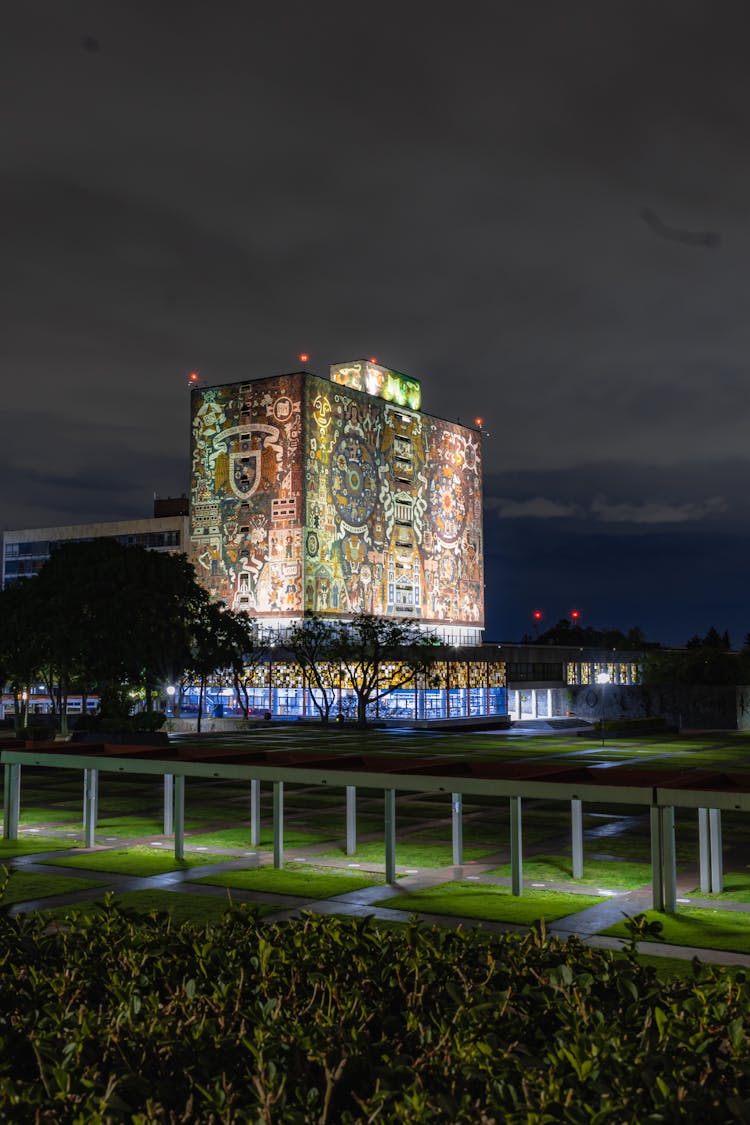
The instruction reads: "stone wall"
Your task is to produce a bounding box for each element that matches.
[568,683,749,731]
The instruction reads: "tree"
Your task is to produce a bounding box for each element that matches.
[534,618,652,650]
[215,612,264,719]
[186,603,260,732]
[287,615,340,723]
[11,540,215,730]
[0,581,43,735]
[331,613,438,728]
[642,644,742,687]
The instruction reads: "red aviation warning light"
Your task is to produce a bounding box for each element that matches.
[188,371,200,386]
[474,417,483,428]
[533,610,543,622]
[570,609,581,622]
[298,353,310,365]
[369,356,377,364]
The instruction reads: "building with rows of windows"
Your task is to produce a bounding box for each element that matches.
[1,501,189,588]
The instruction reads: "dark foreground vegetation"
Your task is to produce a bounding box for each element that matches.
[2,898,749,1123]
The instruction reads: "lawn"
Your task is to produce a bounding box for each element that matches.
[1,870,106,906]
[379,882,604,924]
[0,837,78,857]
[46,888,275,924]
[319,841,496,867]
[601,907,750,954]
[486,854,653,891]
[10,807,80,824]
[191,865,383,898]
[187,827,335,849]
[43,845,223,877]
[686,871,750,903]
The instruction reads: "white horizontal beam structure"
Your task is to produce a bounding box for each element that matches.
[0,750,659,805]
[3,751,749,908]
[656,788,750,813]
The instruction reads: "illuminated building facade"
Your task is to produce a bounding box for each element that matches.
[189,360,485,644]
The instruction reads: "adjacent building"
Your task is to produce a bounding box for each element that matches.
[1,500,190,588]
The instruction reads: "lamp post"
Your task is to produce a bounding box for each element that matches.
[166,684,176,717]
[596,671,610,746]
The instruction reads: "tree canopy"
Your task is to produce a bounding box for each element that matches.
[0,540,257,729]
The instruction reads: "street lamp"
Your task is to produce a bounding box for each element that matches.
[596,671,610,746]
[166,684,176,717]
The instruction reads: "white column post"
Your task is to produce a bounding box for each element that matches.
[174,775,185,861]
[273,781,284,869]
[650,806,664,912]
[698,808,710,894]
[3,763,20,840]
[709,808,723,894]
[384,788,396,883]
[163,774,174,835]
[451,792,463,866]
[571,798,583,878]
[346,786,357,856]
[661,806,677,914]
[83,768,98,848]
[510,795,523,896]
[250,779,261,847]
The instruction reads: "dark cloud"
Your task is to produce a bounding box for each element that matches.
[2,0,750,642]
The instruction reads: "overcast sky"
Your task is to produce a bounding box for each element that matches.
[3,1,749,644]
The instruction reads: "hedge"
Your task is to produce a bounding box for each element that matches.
[0,894,748,1122]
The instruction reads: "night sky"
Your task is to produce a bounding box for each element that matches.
[4,2,749,646]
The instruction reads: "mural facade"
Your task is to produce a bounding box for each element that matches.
[303,373,484,627]
[190,367,484,630]
[190,374,303,615]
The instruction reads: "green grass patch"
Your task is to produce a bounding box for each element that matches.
[487,854,653,891]
[191,865,382,898]
[0,837,78,857]
[2,870,106,906]
[187,827,334,849]
[686,871,750,903]
[46,889,275,924]
[380,882,604,924]
[90,817,168,837]
[44,845,222,877]
[601,907,750,954]
[14,808,81,824]
[319,841,496,867]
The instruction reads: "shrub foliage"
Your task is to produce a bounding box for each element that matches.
[1,897,749,1122]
